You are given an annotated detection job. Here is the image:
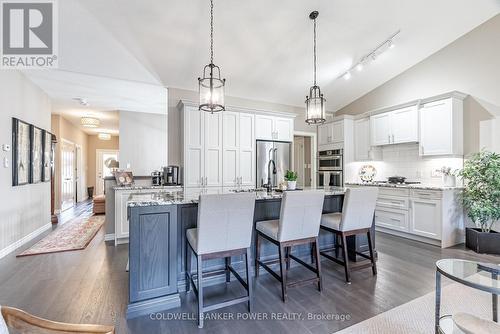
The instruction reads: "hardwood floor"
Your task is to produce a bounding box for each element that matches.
[0,202,498,333]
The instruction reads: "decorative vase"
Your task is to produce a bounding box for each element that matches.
[443,175,456,187]
[287,181,297,190]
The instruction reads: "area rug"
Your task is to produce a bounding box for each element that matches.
[335,282,493,333]
[17,215,105,257]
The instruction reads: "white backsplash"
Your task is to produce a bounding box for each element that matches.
[346,143,464,186]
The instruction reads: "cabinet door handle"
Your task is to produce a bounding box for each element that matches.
[392,134,394,143]
[388,135,391,143]
[390,218,400,222]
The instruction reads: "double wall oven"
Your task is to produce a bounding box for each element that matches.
[317,149,343,187]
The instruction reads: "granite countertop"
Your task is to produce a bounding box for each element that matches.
[113,185,183,191]
[346,182,462,191]
[127,187,346,207]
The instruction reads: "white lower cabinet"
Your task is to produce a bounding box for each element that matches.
[371,187,463,247]
[409,197,442,240]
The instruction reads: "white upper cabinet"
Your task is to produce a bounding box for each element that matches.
[370,106,418,146]
[318,121,344,147]
[204,112,223,187]
[255,115,294,142]
[223,111,255,187]
[354,118,371,161]
[419,97,463,156]
[184,106,205,187]
[370,113,392,146]
[391,106,418,144]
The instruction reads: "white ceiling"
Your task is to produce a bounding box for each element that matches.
[53,106,120,136]
[74,0,500,112]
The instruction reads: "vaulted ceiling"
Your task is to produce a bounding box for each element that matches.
[25,0,500,115]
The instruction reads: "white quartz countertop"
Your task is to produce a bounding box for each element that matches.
[113,185,182,191]
[346,182,462,191]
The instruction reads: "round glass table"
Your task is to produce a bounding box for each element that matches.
[435,259,500,334]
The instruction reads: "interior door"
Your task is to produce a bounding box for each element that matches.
[61,141,75,211]
[293,136,305,187]
[96,150,119,195]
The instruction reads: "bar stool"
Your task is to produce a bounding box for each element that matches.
[254,191,325,302]
[185,192,256,328]
[319,187,378,283]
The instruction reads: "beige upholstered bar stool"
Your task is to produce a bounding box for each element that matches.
[185,192,256,328]
[320,187,378,283]
[255,191,325,302]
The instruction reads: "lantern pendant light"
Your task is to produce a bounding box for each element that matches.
[198,0,225,113]
[305,11,326,125]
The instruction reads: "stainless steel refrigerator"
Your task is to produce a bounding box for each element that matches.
[256,140,291,189]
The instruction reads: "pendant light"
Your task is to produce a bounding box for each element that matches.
[198,0,225,113]
[305,11,326,125]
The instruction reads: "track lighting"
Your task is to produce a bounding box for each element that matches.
[343,71,351,80]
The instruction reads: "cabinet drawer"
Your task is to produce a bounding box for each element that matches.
[375,207,409,232]
[410,189,442,199]
[376,195,409,210]
[378,187,410,197]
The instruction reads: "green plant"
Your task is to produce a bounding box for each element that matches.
[284,170,298,182]
[458,150,500,233]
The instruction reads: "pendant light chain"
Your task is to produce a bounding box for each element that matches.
[313,16,317,86]
[210,0,214,65]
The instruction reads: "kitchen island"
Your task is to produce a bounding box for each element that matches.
[125,187,376,319]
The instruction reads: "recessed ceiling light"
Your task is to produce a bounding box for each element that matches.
[356,63,364,72]
[98,133,111,140]
[73,97,89,106]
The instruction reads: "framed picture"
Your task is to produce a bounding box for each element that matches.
[12,118,31,186]
[114,171,134,186]
[30,125,44,184]
[42,130,53,182]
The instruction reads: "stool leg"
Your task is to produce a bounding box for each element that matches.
[255,232,260,277]
[185,242,191,292]
[225,256,231,283]
[245,247,253,313]
[335,234,340,258]
[341,234,351,283]
[310,242,315,264]
[285,246,291,270]
[314,237,322,291]
[278,244,287,302]
[367,230,377,275]
[197,255,204,328]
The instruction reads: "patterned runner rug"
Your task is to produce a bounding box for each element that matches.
[17,215,105,257]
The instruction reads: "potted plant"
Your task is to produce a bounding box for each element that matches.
[458,150,500,254]
[284,170,298,190]
[440,166,457,187]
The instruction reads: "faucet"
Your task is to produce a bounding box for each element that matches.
[265,148,277,192]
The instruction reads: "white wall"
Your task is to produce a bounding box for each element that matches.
[337,14,500,155]
[0,71,52,256]
[119,110,167,175]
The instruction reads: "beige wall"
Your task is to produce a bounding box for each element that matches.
[87,135,119,189]
[51,114,89,210]
[0,71,51,255]
[337,14,500,155]
[167,88,315,166]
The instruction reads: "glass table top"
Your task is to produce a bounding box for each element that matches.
[437,259,500,294]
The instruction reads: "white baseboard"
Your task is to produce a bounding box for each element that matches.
[104,233,115,242]
[0,222,52,260]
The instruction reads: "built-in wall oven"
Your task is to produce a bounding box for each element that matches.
[317,149,343,187]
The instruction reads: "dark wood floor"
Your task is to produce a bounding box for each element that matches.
[0,201,498,333]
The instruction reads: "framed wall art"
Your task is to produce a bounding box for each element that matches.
[12,118,31,186]
[30,126,44,184]
[42,130,53,182]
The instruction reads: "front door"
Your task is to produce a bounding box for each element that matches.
[96,150,119,196]
[61,140,75,211]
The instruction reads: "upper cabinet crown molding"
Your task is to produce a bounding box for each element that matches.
[178,100,297,119]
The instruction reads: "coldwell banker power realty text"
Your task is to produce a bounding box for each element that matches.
[1,0,58,68]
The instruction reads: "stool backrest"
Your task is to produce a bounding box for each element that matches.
[340,187,379,231]
[197,192,256,254]
[278,191,325,242]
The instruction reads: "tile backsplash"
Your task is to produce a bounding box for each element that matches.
[346,143,464,185]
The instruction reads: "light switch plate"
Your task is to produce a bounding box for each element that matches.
[3,157,9,168]
[2,144,10,152]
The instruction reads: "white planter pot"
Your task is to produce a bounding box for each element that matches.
[287,181,297,190]
[443,175,456,187]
